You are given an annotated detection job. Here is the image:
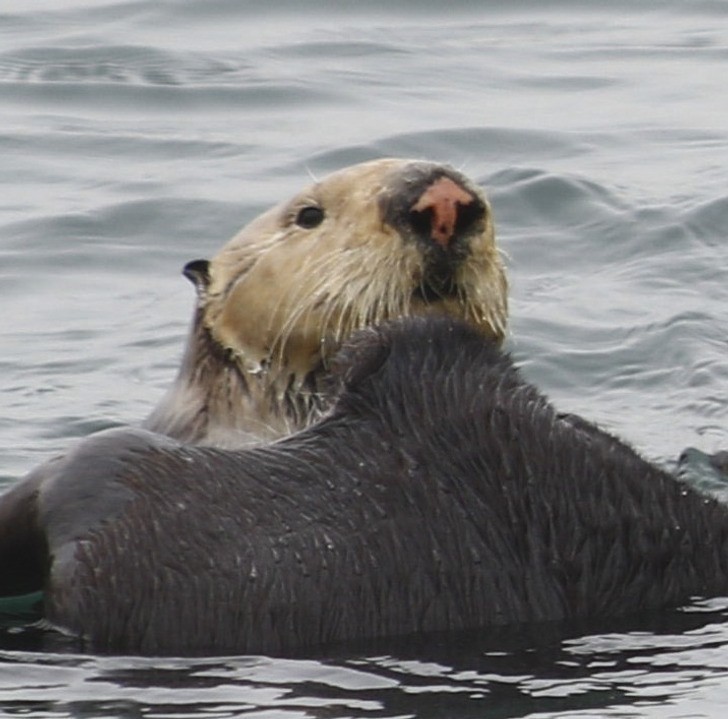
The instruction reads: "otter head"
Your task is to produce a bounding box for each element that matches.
[202,159,504,376]
[148,158,507,446]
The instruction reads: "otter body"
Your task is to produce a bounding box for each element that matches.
[2,317,727,656]
[145,159,507,447]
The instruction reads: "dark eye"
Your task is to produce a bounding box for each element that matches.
[295,205,325,229]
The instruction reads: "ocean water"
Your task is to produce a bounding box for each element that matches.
[1,0,728,716]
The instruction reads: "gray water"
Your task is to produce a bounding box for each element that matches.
[1,1,728,716]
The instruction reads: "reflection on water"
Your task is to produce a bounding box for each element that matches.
[1,0,728,716]
[4,602,728,718]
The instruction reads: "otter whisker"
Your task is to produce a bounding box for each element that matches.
[271,250,348,357]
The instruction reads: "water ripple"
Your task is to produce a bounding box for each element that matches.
[2,1,728,715]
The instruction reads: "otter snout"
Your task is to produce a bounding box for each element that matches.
[379,162,487,253]
[408,175,483,249]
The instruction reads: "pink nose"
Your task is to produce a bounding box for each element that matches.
[410,177,478,248]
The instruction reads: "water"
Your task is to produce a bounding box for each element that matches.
[1,0,728,716]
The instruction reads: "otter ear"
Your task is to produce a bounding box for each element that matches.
[182,259,210,298]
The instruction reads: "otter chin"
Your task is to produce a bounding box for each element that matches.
[144,158,508,447]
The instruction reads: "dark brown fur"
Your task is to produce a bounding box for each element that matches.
[1,316,728,656]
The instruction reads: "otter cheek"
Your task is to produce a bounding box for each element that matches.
[213,274,329,376]
[213,284,280,366]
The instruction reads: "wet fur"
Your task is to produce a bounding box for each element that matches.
[2,316,728,656]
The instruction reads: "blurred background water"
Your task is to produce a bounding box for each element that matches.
[1,0,727,716]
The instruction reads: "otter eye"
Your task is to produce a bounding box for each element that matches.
[295,205,325,229]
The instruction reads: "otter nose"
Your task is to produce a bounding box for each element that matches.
[409,176,481,248]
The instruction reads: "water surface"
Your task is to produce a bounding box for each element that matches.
[1,1,728,716]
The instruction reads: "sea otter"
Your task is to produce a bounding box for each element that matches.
[144,159,507,447]
[1,316,727,656]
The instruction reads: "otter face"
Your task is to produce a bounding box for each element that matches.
[200,158,507,385]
